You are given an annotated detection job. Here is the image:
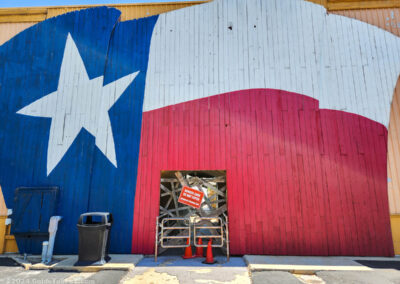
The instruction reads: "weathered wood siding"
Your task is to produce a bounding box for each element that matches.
[0,2,208,23]
[330,8,400,214]
[0,2,207,44]
[134,89,393,256]
[308,0,400,10]
[0,22,34,45]
[132,0,400,256]
[0,7,157,254]
[0,0,399,255]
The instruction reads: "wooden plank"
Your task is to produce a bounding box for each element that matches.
[175,171,188,187]
[307,0,400,12]
[0,186,8,216]
[137,89,394,255]
[0,2,209,23]
[170,182,180,217]
[192,177,225,197]
[327,1,400,11]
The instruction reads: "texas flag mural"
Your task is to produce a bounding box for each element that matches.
[0,0,399,255]
[0,7,157,253]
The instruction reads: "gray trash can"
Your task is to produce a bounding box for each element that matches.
[76,212,112,265]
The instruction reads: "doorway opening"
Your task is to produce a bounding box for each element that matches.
[155,170,229,259]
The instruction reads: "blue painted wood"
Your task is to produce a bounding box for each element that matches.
[88,16,158,253]
[0,7,158,254]
[11,187,58,254]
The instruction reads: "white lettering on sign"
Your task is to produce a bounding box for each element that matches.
[178,186,204,209]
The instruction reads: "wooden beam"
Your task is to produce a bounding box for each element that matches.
[307,0,400,10]
[0,1,209,23]
[170,182,180,217]
[201,205,227,217]
[160,183,172,194]
[193,177,225,197]
[175,171,188,187]
[328,1,400,11]
[161,178,179,182]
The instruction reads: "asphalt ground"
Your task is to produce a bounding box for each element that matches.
[121,255,250,284]
[2,256,400,283]
[0,263,128,284]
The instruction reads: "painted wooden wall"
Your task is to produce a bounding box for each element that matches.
[308,0,400,10]
[0,0,400,255]
[2,1,400,216]
[0,2,201,254]
[143,0,400,128]
[132,0,400,256]
[46,2,208,22]
[0,7,157,254]
[133,89,393,256]
[0,2,206,45]
[0,22,34,45]
[0,187,7,216]
[329,8,400,214]
[0,2,207,23]
[389,80,400,214]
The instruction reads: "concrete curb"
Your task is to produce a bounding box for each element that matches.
[11,254,143,272]
[8,253,400,274]
[11,255,65,270]
[243,255,394,274]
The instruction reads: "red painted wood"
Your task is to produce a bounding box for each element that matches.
[131,89,393,256]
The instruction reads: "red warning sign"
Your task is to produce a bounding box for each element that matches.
[178,186,204,209]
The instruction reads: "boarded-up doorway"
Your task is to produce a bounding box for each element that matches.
[158,170,228,255]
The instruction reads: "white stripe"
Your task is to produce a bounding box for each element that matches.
[144,0,400,128]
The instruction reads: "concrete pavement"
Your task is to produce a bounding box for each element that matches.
[2,254,400,283]
[316,270,400,284]
[121,256,251,284]
[251,271,303,284]
[0,265,128,284]
[12,254,143,272]
[244,255,375,273]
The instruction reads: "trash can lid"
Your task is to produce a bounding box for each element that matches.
[78,212,112,225]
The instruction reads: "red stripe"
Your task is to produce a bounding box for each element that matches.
[132,89,393,256]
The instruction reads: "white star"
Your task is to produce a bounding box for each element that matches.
[17,33,139,176]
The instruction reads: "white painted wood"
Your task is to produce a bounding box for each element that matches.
[17,33,139,175]
[144,0,400,128]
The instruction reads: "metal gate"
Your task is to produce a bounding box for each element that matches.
[155,215,229,262]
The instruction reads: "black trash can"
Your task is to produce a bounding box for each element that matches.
[76,212,112,265]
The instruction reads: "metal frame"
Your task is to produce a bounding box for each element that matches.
[193,217,224,247]
[155,170,229,262]
[155,217,191,262]
[223,213,230,262]
[155,215,230,262]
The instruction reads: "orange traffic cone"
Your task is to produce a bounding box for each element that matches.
[195,238,204,258]
[202,239,217,264]
[182,238,194,259]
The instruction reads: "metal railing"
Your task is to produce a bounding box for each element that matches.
[160,217,191,248]
[193,217,224,247]
[223,213,230,261]
[155,217,191,262]
[155,215,230,262]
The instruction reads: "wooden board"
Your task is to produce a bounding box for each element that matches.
[132,89,393,256]
[307,0,400,10]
